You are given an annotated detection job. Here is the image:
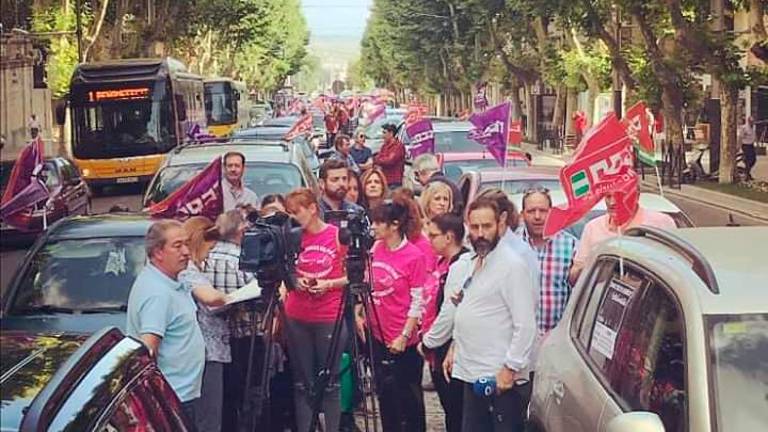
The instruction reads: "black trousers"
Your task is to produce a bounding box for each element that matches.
[743,144,757,178]
[181,399,199,432]
[371,338,426,432]
[429,343,463,432]
[461,381,528,432]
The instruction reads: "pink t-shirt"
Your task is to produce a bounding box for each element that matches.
[420,256,450,337]
[574,208,676,265]
[370,239,427,345]
[411,234,438,273]
[285,224,346,323]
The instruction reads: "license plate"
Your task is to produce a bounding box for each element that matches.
[116,177,139,184]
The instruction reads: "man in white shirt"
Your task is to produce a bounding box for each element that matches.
[738,116,757,180]
[450,198,537,431]
[222,152,259,212]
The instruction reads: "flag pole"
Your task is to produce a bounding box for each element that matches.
[654,165,664,197]
[42,199,49,231]
[618,225,625,277]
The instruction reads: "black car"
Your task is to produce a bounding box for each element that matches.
[0,327,191,431]
[1,157,91,246]
[1,214,151,334]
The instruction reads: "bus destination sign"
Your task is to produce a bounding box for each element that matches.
[89,87,150,102]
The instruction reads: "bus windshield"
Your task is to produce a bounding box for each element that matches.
[71,81,174,159]
[205,82,235,126]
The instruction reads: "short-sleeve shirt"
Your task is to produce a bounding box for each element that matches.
[350,146,373,166]
[126,263,205,402]
[179,261,231,363]
[285,224,346,323]
[574,208,676,266]
[370,239,427,345]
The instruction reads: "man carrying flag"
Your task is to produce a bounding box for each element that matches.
[0,136,51,231]
[467,101,511,167]
[149,156,224,220]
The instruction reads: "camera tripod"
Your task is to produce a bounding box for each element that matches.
[306,276,384,432]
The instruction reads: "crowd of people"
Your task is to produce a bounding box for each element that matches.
[126,122,677,432]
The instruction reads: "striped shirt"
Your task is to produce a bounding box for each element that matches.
[518,225,578,333]
[202,241,257,339]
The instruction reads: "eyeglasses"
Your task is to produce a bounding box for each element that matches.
[523,186,550,197]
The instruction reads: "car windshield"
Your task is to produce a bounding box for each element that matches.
[145,162,304,205]
[9,238,146,314]
[483,179,562,195]
[443,159,529,181]
[435,130,485,153]
[706,314,768,431]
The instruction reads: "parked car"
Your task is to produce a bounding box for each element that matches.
[231,129,322,172]
[0,157,91,245]
[509,190,695,239]
[1,213,151,334]
[457,166,563,210]
[529,226,768,432]
[142,142,317,208]
[438,151,531,182]
[1,326,191,431]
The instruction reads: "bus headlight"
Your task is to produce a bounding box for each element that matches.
[82,168,91,177]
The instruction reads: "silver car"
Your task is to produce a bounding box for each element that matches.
[529,226,768,432]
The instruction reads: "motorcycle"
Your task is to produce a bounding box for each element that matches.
[682,144,747,183]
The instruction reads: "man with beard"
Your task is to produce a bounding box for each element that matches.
[448,198,537,432]
[222,152,259,213]
[318,159,362,222]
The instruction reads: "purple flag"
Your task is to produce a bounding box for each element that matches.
[149,157,223,220]
[0,136,50,223]
[468,102,511,167]
[186,123,217,142]
[406,118,435,158]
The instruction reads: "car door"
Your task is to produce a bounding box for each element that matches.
[548,259,687,432]
[59,159,90,215]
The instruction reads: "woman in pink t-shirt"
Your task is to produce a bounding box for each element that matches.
[284,188,347,432]
[367,195,428,432]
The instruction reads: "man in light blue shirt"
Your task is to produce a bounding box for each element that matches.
[127,219,225,428]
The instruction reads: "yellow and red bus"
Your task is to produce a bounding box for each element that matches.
[204,78,251,138]
[69,58,205,192]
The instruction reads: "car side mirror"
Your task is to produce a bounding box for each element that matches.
[606,412,665,432]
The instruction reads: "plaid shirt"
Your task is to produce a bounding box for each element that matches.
[518,226,578,333]
[202,241,258,339]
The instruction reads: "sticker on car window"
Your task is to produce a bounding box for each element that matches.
[104,248,127,276]
[591,279,635,359]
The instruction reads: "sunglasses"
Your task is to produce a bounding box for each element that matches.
[523,186,550,197]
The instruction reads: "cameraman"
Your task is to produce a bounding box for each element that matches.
[284,188,349,432]
[367,197,428,432]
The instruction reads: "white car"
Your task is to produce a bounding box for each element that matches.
[510,191,694,239]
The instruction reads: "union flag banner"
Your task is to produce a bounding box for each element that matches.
[0,136,50,229]
[543,113,638,237]
[622,101,656,166]
[149,157,223,220]
[284,113,314,141]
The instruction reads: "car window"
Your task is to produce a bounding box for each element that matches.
[9,237,146,314]
[100,372,188,431]
[574,259,618,347]
[584,267,686,432]
[145,162,304,205]
[443,164,464,182]
[434,130,485,153]
[459,177,471,207]
[483,179,562,195]
[43,161,61,189]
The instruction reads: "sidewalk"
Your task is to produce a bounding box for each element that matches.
[520,142,768,223]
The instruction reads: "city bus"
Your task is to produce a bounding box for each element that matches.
[204,78,251,137]
[68,58,205,191]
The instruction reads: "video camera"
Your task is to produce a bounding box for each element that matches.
[239,211,302,296]
[325,208,374,288]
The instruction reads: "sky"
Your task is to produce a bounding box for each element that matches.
[301,0,372,41]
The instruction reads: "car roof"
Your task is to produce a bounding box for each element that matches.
[509,190,683,213]
[478,166,561,182]
[46,213,152,241]
[166,143,293,166]
[433,121,474,132]
[0,331,88,431]
[441,151,527,162]
[598,227,768,315]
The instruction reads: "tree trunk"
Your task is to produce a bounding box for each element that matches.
[566,87,578,135]
[524,83,535,141]
[748,0,767,41]
[509,81,522,121]
[719,84,738,184]
[110,0,128,59]
[586,79,600,126]
[83,0,109,62]
[552,85,565,135]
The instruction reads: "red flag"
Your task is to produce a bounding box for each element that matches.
[283,114,314,141]
[543,113,638,237]
[508,120,523,145]
[0,137,50,228]
[149,157,223,220]
[312,96,327,113]
[622,102,654,153]
[404,102,428,126]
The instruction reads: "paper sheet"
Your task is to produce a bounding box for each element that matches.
[225,279,263,305]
